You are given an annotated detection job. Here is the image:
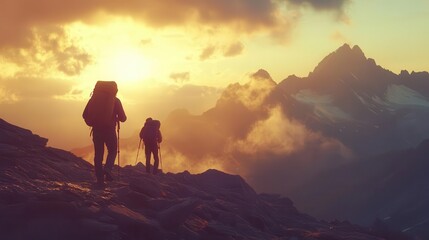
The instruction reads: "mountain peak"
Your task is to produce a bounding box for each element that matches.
[311,43,368,76]
[333,43,366,62]
[251,69,272,81]
[336,43,365,56]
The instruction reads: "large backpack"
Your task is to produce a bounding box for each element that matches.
[83,81,118,127]
[140,120,161,144]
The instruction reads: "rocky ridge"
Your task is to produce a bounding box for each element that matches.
[0,118,390,240]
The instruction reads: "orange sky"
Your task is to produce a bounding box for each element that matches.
[0,0,428,150]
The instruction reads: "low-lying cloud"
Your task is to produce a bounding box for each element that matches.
[84,71,355,196]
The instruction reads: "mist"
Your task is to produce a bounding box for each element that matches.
[74,71,355,196]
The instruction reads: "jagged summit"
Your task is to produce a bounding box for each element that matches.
[0,119,386,240]
[251,69,274,82]
[311,43,371,77]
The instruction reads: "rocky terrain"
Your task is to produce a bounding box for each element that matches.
[0,118,398,240]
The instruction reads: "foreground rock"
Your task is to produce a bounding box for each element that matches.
[0,119,396,239]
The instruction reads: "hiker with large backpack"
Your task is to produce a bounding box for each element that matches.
[139,118,162,174]
[83,81,127,187]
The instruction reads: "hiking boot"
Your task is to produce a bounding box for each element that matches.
[105,171,114,182]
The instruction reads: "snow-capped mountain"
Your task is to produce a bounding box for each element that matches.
[271,44,429,155]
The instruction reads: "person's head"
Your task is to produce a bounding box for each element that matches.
[146,117,153,122]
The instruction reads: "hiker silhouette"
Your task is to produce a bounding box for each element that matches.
[82,81,126,187]
[140,117,162,174]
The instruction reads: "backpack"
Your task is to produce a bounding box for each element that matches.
[140,120,161,144]
[83,81,118,127]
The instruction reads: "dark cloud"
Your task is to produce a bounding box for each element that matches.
[223,42,244,57]
[199,45,216,61]
[0,0,279,49]
[56,46,91,76]
[286,0,350,11]
[169,72,190,83]
[0,0,352,55]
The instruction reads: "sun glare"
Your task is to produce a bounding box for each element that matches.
[104,48,152,83]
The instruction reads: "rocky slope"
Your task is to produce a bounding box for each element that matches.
[0,118,392,240]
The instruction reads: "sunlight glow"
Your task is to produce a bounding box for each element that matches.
[103,47,152,83]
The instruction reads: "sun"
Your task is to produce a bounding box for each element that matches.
[103,47,152,83]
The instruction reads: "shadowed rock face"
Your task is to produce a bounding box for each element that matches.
[293,139,429,238]
[0,118,388,240]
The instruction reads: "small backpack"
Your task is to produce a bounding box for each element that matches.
[83,81,118,127]
[140,120,161,144]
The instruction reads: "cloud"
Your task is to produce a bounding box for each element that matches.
[199,45,216,61]
[0,0,351,51]
[1,26,91,76]
[159,104,353,194]
[0,87,20,104]
[54,86,86,101]
[0,75,74,100]
[72,70,354,196]
[0,0,278,49]
[223,42,244,57]
[149,71,353,195]
[285,0,351,23]
[140,38,152,46]
[226,106,353,193]
[286,0,350,11]
[331,30,348,42]
[55,46,91,76]
[169,71,190,83]
[218,69,276,110]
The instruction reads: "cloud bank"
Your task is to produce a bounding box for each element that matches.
[0,0,351,49]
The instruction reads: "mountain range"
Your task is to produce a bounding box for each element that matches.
[0,118,399,240]
[271,44,429,155]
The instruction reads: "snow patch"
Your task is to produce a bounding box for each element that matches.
[293,89,352,122]
[386,84,429,107]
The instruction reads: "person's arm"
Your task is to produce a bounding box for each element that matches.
[115,98,127,122]
[157,130,162,143]
[139,127,145,140]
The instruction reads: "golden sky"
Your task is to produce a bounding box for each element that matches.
[0,0,428,149]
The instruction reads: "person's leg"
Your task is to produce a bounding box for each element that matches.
[144,144,151,173]
[152,146,159,175]
[92,129,105,184]
[104,127,118,180]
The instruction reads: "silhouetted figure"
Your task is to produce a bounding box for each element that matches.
[83,81,126,187]
[139,118,162,174]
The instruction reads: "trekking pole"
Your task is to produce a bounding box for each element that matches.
[135,138,142,165]
[117,121,120,181]
[158,144,163,171]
